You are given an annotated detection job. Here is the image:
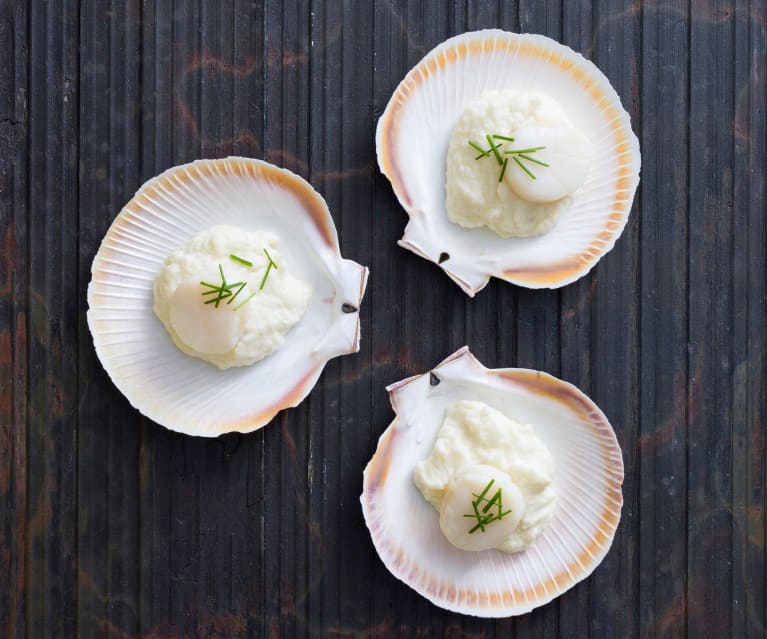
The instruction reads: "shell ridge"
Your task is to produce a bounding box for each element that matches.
[96,257,157,275]
[550,504,601,561]
[107,226,171,256]
[148,179,211,227]
[539,531,576,587]
[133,189,206,233]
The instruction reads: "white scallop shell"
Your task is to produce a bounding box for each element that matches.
[376,30,641,295]
[87,157,368,437]
[361,347,623,617]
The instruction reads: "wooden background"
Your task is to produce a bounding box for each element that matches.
[1,1,765,637]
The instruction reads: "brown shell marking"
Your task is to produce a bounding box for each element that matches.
[363,349,624,614]
[378,32,638,288]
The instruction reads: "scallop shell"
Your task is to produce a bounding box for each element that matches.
[87,157,368,437]
[376,29,641,295]
[361,347,623,617]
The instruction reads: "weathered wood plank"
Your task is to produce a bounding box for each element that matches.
[638,3,690,639]
[23,1,80,637]
[688,2,737,637]
[731,1,766,637]
[0,1,29,637]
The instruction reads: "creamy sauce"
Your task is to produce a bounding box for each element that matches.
[445,90,592,237]
[414,400,557,553]
[153,225,311,369]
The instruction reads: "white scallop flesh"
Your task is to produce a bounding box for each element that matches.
[506,126,593,203]
[169,270,244,355]
[439,464,525,552]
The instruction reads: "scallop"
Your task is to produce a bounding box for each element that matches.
[87,157,368,437]
[376,29,641,295]
[361,347,623,617]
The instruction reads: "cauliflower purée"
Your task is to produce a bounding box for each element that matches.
[445,90,592,237]
[153,225,310,369]
[414,400,556,553]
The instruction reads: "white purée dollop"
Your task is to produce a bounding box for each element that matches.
[414,400,557,553]
[445,90,592,237]
[153,225,311,369]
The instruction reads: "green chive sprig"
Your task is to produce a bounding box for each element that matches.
[200,264,245,308]
[462,478,513,534]
[259,248,278,290]
[468,134,547,182]
[199,246,279,310]
[229,253,253,267]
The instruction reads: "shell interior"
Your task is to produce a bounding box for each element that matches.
[87,157,368,436]
[361,347,624,617]
[376,29,641,294]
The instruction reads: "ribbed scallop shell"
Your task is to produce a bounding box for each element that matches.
[361,347,623,617]
[376,29,641,295]
[87,157,368,437]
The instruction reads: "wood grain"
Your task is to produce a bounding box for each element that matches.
[1,1,765,637]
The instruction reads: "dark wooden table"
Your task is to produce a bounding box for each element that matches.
[2,1,766,637]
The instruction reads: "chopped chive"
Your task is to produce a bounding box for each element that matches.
[204,289,232,306]
[227,281,247,304]
[519,154,549,167]
[470,135,546,183]
[468,140,490,157]
[468,501,486,534]
[482,488,502,513]
[513,156,536,180]
[233,291,257,311]
[200,280,219,289]
[259,248,278,290]
[498,158,508,182]
[475,478,495,502]
[229,253,253,267]
[505,146,546,155]
[485,134,504,165]
[223,280,245,290]
[218,263,226,282]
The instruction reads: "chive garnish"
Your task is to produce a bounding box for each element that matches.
[463,478,512,534]
[200,266,245,308]
[233,291,257,311]
[518,154,549,167]
[504,146,546,155]
[485,134,504,165]
[468,140,491,157]
[469,136,547,181]
[229,253,253,267]
[513,156,536,180]
[227,281,247,304]
[198,246,279,310]
[259,248,278,290]
[498,158,508,182]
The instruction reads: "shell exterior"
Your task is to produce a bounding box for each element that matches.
[87,157,368,437]
[376,29,641,295]
[361,347,623,617]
